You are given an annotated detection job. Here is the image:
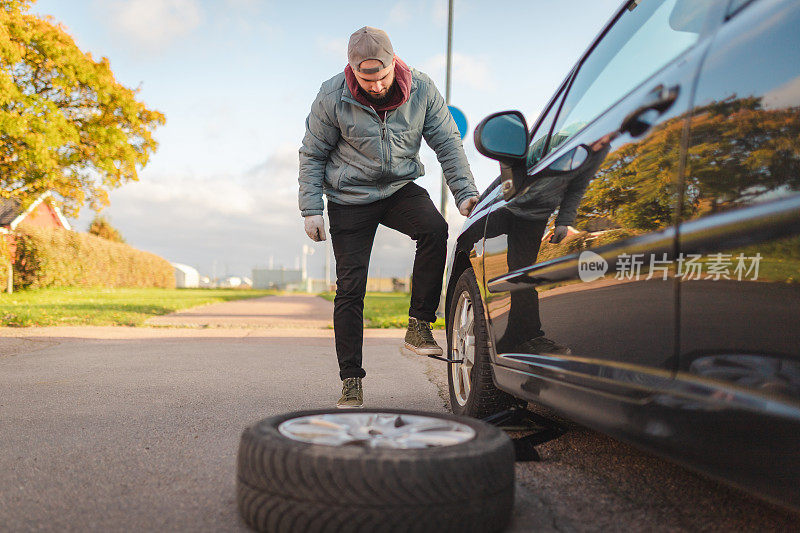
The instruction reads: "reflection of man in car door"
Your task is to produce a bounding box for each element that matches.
[490,133,616,354]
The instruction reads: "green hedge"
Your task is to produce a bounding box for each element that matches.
[13,227,175,289]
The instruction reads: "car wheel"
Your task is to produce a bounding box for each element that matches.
[236,409,514,533]
[448,267,514,418]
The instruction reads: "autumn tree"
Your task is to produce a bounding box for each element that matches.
[0,0,164,216]
[576,116,684,232]
[684,96,800,216]
[575,96,800,231]
[88,215,124,243]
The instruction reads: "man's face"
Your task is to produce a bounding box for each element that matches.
[353,59,395,102]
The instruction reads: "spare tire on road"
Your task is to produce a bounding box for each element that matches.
[236,409,515,532]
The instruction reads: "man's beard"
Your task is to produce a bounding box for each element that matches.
[362,83,395,106]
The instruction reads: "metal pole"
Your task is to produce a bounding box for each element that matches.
[440,0,454,219]
[436,0,455,320]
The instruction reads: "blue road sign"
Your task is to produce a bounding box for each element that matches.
[448,105,468,140]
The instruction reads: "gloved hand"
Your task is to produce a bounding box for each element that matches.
[549,225,568,244]
[304,215,327,242]
[458,196,478,217]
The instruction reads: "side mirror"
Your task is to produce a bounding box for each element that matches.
[474,111,529,200]
[546,144,589,173]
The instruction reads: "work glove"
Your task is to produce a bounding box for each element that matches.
[304,215,327,242]
[458,196,478,217]
[549,225,568,244]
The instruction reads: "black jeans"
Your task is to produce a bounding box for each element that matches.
[503,217,548,351]
[328,182,448,380]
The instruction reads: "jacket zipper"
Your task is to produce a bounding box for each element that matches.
[381,122,388,177]
[382,111,394,182]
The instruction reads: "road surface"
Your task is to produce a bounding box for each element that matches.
[1,295,797,531]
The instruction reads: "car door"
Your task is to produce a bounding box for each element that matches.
[482,0,722,423]
[671,0,800,508]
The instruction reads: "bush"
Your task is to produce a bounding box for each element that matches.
[88,215,126,243]
[13,227,175,289]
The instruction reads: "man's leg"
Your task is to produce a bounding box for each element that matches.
[500,218,548,352]
[504,217,570,355]
[381,183,448,355]
[381,183,448,321]
[328,201,381,380]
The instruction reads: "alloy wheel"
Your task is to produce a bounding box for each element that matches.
[450,290,476,406]
[278,412,475,448]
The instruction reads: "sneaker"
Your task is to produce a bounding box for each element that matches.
[518,336,572,355]
[336,377,363,409]
[404,317,443,356]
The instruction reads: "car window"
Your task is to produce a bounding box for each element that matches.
[526,87,566,168]
[546,0,714,156]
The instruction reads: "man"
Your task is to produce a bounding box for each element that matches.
[496,132,617,355]
[298,26,479,408]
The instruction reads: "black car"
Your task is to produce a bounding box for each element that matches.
[444,0,800,510]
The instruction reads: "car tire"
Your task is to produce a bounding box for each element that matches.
[448,268,514,418]
[236,409,515,533]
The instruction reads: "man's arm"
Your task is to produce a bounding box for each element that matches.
[553,175,591,229]
[553,141,613,228]
[298,86,340,217]
[420,79,478,209]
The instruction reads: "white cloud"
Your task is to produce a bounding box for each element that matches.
[76,142,428,279]
[385,0,450,28]
[224,0,260,8]
[420,52,496,92]
[99,0,203,50]
[389,2,413,24]
[432,0,448,26]
[317,36,348,59]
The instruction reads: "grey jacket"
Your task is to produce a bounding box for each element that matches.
[298,69,477,216]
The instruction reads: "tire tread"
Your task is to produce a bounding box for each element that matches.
[236,409,515,532]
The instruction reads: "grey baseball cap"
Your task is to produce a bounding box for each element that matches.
[348,26,394,74]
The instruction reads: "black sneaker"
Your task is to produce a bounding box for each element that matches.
[404,317,443,356]
[518,336,572,355]
[336,377,363,409]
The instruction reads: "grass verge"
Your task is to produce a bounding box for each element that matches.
[319,291,445,329]
[0,288,276,327]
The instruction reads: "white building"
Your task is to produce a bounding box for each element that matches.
[171,263,200,288]
[219,276,251,288]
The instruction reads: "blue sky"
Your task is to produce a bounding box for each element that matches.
[34,0,620,279]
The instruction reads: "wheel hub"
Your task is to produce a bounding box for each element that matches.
[451,290,476,407]
[278,413,476,448]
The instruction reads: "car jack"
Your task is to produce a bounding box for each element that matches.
[482,404,566,462]
[426,354,463,364]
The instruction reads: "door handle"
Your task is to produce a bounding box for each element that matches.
[621,84,680,137]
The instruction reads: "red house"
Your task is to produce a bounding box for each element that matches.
[0,191,70,232]
[0,191,71,254]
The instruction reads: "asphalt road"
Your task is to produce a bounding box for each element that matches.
[1,295,798,532]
